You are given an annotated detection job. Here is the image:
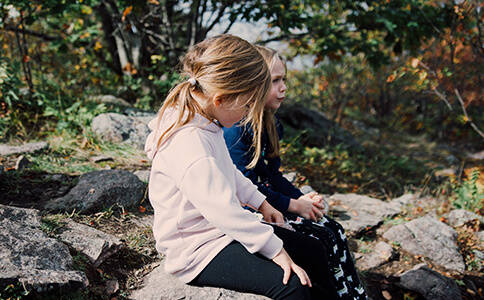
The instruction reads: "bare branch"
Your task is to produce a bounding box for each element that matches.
[254,32,308,45]
[432,88,453,110]
[222,17,237,34]
[3,24,60,41]
[205,3,228,34]
[454,88,484,139]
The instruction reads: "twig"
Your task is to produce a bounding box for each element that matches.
[454,88,484,139]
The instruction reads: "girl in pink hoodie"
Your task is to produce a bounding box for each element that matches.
[145,34,339,299]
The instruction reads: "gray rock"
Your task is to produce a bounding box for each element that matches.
[356,242,394,271]
[91,113,151,149]
[134,115,156,126]
[444,209,484,227]
[124,107,157,117]
[476,231,484,243]
[130,263,268,300]
[44,169,145,214]
[300,185,315,194]
[389,194,418,211]
[398,263,462,300]
[105,279,119,295]
[88,95,131,107]
[130,215,153,228]
[133,170,150,183]
[0,141,48,156]
[283,172,297,183]
[467,150,484,161]
[383,215,465,272]
[277,103,362,150]
[15,155,31,171]
[329,193,401,235]
[56,219,123,267]
[0,205,88,293]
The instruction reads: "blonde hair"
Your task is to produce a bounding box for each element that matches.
[155,34,271,168]
[255,45,286,158]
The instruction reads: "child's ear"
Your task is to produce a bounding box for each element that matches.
[213,93,225,107]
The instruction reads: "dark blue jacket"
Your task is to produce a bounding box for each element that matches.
[223,118,303,213]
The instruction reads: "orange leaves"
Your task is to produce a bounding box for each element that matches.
[148,0,160,4]
[386,73,396,83]
[123,62,137,75]
[121,6,133,22]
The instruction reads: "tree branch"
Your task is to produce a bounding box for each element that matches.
[454,88,484,139]
[254,32,308,45]
[205,3,228,34]
[3,24,60,41]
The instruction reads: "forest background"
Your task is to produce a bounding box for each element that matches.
[0,0,483,221]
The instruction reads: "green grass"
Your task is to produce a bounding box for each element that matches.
[26,131,148,175]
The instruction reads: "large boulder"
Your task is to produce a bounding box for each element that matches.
[383,215,465,272]
[329,193,401,235]
[91,113,154,149]
[130,263,268,300]
[277,103,361,150]
[398,264,462,300]
[44,170,145,214]
[0,205,88,293]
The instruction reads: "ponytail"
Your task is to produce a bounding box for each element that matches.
[154,80,203,150]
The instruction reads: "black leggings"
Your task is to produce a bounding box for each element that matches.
[189,226,340,300]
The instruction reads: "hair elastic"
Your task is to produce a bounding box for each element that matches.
[188,77,197,86]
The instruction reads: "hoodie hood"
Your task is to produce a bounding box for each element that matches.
[145,108,221,160]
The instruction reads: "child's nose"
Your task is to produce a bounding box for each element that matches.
[280,82,287,93]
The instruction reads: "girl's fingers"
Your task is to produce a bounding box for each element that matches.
[312,206,323,218]
[292,264,312,287]
[282,265,291,285]
[312,201,325,210]
[273,212,284,224]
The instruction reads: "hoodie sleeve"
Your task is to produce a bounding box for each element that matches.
[180,156,283,259]
[234,167,266,209]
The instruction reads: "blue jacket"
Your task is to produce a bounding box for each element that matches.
[223,117,303,213]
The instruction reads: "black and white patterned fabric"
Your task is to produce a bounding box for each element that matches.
[288,216,368,300]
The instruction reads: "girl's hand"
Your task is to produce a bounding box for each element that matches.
[259,200,284,224]
[272,248,312,287]
[287,195,323,222]
[307,193,329,215]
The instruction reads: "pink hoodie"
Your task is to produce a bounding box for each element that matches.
[145,109,283,283]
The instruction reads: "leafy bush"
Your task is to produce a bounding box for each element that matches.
[281,133,432,199]
[451,169,484,214]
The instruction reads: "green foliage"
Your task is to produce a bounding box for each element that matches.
[0,58,24,139]
[451,170,484,213]
[41,214,67,236]
[0,282,29,300]
[281,135,433,198]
